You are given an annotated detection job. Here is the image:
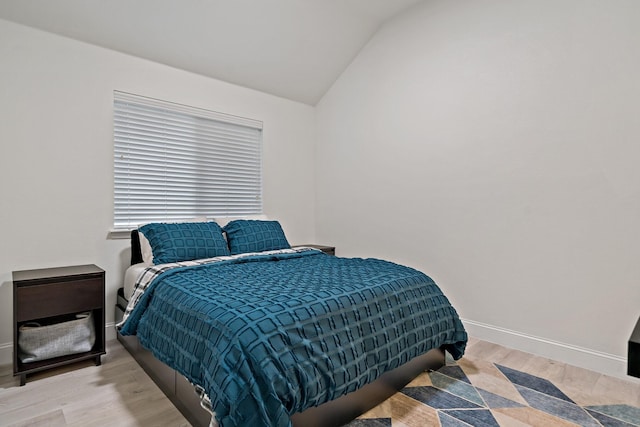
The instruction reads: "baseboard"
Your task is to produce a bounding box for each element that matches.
[2,320,634,381]
[0,323,118,367]
[0,340,11,368]
[105,321,117,342]
[462,318,634,380]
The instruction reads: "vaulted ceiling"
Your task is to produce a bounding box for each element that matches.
[0,0,424,105]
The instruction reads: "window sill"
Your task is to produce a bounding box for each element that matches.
[108,229,131,240]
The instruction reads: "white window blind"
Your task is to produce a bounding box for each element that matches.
[113,91,263,230]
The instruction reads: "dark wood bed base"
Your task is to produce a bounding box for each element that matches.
[116,299,444,427]
[119,230,446,426]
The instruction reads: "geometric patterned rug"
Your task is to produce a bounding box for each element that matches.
[345,357,640,427]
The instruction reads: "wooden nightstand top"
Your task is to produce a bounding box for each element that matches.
[293,244,335,255]
[13,264,104,284]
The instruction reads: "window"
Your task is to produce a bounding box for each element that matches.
[113,91,262,230]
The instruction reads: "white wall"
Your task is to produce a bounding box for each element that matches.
[0,19,316,364]
[316,0,640,377]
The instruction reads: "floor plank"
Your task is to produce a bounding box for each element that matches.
[0,338,638,426]
[0,340,189,427]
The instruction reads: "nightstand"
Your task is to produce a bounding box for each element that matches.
[630,315,640,378]
[13,264,106,385]
[294,244,335,256]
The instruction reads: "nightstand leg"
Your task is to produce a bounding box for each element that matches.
[20,374,26,386]
[94,355,102,366]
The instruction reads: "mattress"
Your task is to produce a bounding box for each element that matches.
[123,262,149,301]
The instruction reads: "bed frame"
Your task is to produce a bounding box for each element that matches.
[116,231,446,427]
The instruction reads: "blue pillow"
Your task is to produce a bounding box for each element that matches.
[223,220,290,255]
[139,221,230,264]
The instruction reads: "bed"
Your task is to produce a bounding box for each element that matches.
[115,220,467,427]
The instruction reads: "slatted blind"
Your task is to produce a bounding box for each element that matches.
[113,91,263,230]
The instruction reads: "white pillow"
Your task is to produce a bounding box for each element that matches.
[138,232,153,265]
[214,215,268,228]
[137,217,208,265]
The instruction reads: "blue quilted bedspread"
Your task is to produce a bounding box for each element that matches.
[119,250,467,427]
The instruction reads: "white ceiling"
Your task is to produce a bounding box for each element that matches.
[0,0,424,105]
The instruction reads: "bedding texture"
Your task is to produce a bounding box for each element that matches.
[118,248,467,427]
[224,219,291,254]
[139,221,229,264]
[138,217,209,264]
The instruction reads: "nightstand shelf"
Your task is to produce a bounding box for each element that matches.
[13,264,106,386]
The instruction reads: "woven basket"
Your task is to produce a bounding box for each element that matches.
[18,312,95,363]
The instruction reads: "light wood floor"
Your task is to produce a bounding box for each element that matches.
[0,341,189,426]
[0,337,638,426]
